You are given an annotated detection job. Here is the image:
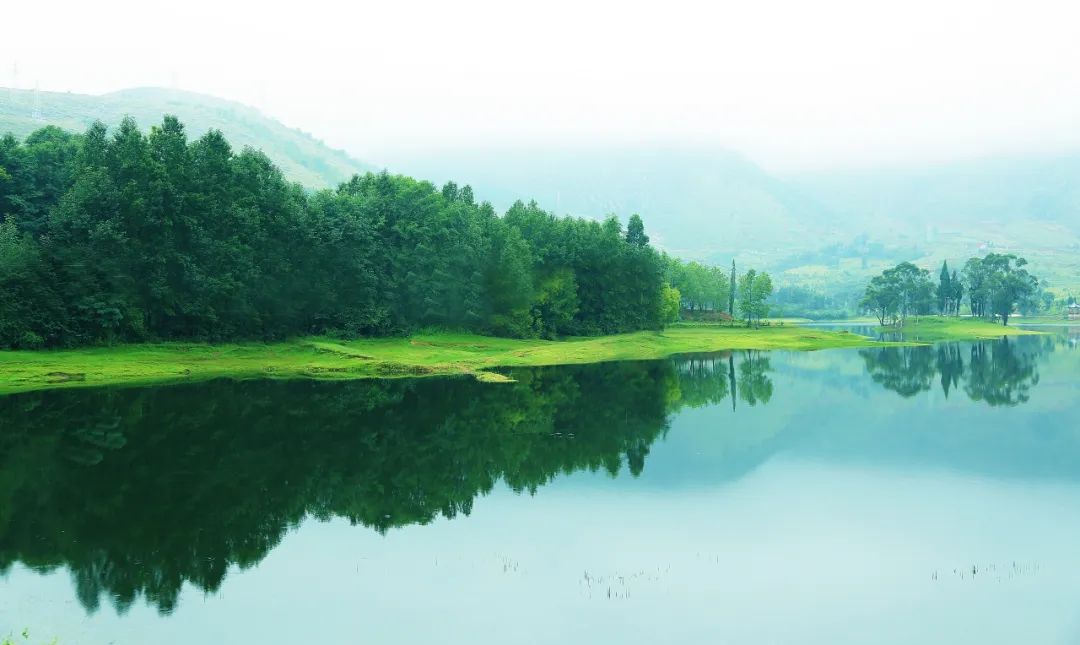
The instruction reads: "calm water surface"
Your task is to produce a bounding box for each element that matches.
[2,327,1080,643]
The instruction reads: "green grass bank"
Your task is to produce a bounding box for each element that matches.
[880,316,1044,342]
[0,320,1034,395]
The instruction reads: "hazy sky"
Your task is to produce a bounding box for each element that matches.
[3,0,1080,171]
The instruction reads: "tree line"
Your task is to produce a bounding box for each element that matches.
[861,254,1043,326]
[0,117,693,348]
[662,256,773,326]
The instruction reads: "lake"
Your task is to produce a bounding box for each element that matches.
[2,327,1079,643]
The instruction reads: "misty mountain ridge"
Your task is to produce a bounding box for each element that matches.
[389,144,1080,291]
[0,86,373,188]
[386,145,839,264]
[2,86,1077,292]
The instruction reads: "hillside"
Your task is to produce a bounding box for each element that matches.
[3,86,1077,297]
[386,145,841,266]
[786,156,1080,294]
[0,86,373,188]
[390,145,1080,297]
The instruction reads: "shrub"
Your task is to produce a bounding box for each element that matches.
[16,331,44,349]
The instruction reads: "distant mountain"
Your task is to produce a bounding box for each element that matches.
[391,145,1080,293]
[3,86,1077,293]
[386,145,841,265]
[0,87,374,188]
[788,154,1080,233]
[786,155,1080,292]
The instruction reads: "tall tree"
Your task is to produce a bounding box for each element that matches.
[983,253,1037,326]
[728,259,736,317]
[950,269,964,316]
[861,262,935,325]
[626,213,649,247]
[937,261,952,314]
[737,270,773,326]
[738,269,757,326]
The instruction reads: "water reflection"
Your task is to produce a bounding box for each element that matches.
[0,334,1067,617]
[0,362,678,615]
[670,350,773,411]
[859,337,1042,405]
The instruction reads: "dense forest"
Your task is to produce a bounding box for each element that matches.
[1,117,741,348]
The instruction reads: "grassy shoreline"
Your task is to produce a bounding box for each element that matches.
[0,320,1035,395]
[877,317,1044,342]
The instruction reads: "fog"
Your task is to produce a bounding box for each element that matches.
[4,0,1080,171]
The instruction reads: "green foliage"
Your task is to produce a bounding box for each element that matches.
[957,254,1039,325]
[531,269,580,338]
[737,269,773,326]
[661,285,681,324]
[729,260,736,315]
[0,118,671,348]
[768,285,850,320]
[935,261,965,316]
[505,202,664,336]
[0,86,372,189]
[980,254,1038,325]
[626,213,649,247]
[0,217,64,347]
[860,261,936,326]
[864,256,1041,326]
[16,331,44,349]
[665,256,730,313]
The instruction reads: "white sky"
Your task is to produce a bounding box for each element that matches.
[3,0,1080,171]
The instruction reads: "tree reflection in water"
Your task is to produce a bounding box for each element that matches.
[860,336,1043,406]
[0,336,1054,615]
[0,362,679,615]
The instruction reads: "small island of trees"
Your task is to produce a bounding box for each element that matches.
[861,253,1040,326]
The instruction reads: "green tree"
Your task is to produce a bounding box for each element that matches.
[531,269,579,338]
[0,117,680,347]
[950,270,964,316]
[737,270,772,326]
[486,225,534,336]
[937,261,952,314]
[861,273,899,325]
[983,253,1037,326]
[626,213,649,247]
[962,256,991,318]
[0,217,61,347]
[861,262,934,325]
[738,269,757,326]
[728,259,736,316]
[661,284,681,324]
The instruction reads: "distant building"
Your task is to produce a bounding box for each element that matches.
[1067,303,1080,320]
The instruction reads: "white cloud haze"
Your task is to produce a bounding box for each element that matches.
[3,0,1080,170]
